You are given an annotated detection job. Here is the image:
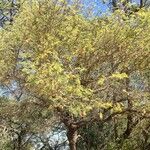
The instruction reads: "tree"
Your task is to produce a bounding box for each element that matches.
[0,0,150,150]
[0,0,21,27]
[0,96,58,150]
[105,0,150,12]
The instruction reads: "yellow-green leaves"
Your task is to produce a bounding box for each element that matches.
[98,73,128,86]
[112,103,124,113]
[94,101,113,109]
[98,76,106,85]
[110,73,128,79]
[0,0,150,119]
[99,112,103,119]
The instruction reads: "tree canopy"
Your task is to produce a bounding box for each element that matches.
[0,0,150,150]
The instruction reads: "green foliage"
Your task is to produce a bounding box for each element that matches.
[1,0,149,115]
[0,0,150,149]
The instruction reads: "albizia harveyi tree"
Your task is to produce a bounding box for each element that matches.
[0,0,150,150]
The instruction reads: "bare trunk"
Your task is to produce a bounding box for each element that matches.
[9,0,14,24]
[140,0,143,8]
[17,134,22,150]
[67,128,78,150]
[123,74,133,139]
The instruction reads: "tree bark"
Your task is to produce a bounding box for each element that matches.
[67,127,78,150]
[17,132,22,150]
[140,0,143,8]
[123,74,133,139]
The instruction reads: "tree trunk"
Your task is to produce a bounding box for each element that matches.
[140,0,143,8]
[123,74,133,140]
[9,0,14,24]
[17,133,22,150]
[67,127,78,150]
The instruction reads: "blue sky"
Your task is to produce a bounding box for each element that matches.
[82,0,109,16]
[83,0,146,15]
[91,0,109,12]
